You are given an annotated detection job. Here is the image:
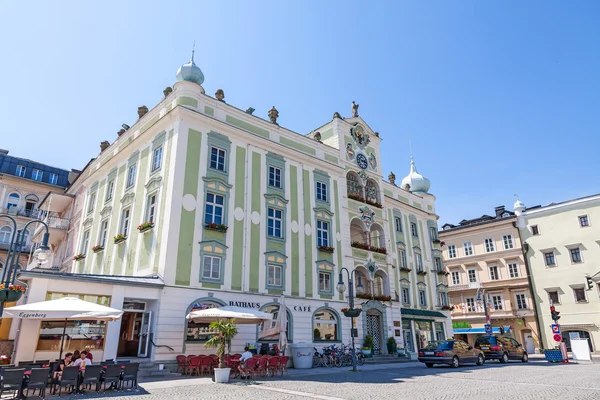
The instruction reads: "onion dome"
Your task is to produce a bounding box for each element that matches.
[176,48,204,85]
[401,156,431,194]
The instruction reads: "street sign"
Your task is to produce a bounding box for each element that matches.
[484,324,492,335]
[552,324,561,334]
[553,334,562,342]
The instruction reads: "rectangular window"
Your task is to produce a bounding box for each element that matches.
[210,147,226,171]
[544,252,556,266]
[267,208,283,238]
[508,262,520,278]
[268,264,282,287]
[515,293,527,310]
[202,255,221,280]
[448,245,457,259]
[49,172,58,185]
[484,238,495,252]
[105,180,115,201]
[31,169,43,181]
[120,208,131,237]
[418,290,427,306]
[268,166,281,188]
[87,192,96,214]
[531,225,540,235]
[451,271,460,285]
[16,165,26,177]
[570,248,582,263]
[416,254,423,271]
[438,292,448,307]
[127,164,137,188]
[399,249,407,269]
[152,146,163,171]
[503,235,514,250]
[317,220,329,247]
[316,181,328,202]
[489,265,500,281]
[80,230,90,254]
[394,217,402,232]
[429,227,437,241]
[146,194,157,224]
[99,220,109,247]
[548,291,559,305]
[410,222,418,237]
[468,269,477,283]
[466,297,476,312]
[574,287,587,303]
[579,215,589,227]
[319,272,331,292]
[434,257,443,271]
[463,242,473,256]
[205,193,224,224]
[491,295,503,310]
[401,287,410,304]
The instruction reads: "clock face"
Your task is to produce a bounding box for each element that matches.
[356,153,369,170]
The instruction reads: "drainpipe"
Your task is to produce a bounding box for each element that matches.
[10,278,29,363]
[513,221,544,351]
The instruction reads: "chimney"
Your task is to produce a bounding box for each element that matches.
[0,149,8,156]
[494,205,506,218]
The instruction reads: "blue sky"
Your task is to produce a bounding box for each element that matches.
[1,1,598,225]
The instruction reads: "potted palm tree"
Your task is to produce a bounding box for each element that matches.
[204,319,239,383]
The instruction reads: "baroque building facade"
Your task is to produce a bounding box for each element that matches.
[11,55,450,363]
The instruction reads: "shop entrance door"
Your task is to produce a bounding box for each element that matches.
[137,311,152,357]
[117,301,149,358]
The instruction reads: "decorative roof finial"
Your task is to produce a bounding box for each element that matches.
[191,41,196,63]
[351,101,359,118]
[268,106,279,125]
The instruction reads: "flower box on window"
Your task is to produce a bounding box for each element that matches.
[0,284,25,302]
[137,221,154,233]
[73,253,86,261]
[400,266,412,272]
[432,239,441,244]
[356,293,392,302]
[92,245,104,253]
[351,241,370,251]
[318,245,335,253]
[205,223,228,232]
[341,307,362,318]
[114,234,127,244]
[365,199,383,209]
[348,194,365,202]
[416,269,427,276]
[436,269,449,276]
[371,246,387,254]
[440,305,454,311]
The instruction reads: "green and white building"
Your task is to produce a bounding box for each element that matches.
[13,55,450,363]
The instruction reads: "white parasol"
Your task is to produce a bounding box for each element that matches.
[278,296,288,355]
[186,305,273,324]
[5,297,123,359]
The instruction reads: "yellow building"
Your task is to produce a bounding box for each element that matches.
[439,205,541,353]
[515,194,600,352]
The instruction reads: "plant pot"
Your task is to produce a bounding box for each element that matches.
[362,349,372,356]
[93,247,104,253]
[397,349,405,357]
[213,367,231,383]
[387,344,397,354]
[138,224,154,233]
[114,238,127,244]
[343,309,362,318]
[0,289,23,303]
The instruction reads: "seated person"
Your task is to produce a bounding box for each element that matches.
[54,352,73,379]
[238,347,253,378]
[74,350,92,368]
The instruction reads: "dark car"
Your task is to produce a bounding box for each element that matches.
[418,340,485,368]
[474,335,529,363]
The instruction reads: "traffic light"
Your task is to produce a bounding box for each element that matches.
[550,305,561,322]
[586,276,594,290]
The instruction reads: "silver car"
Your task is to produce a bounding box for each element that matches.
[418,340,485,368]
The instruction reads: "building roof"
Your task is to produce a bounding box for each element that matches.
[19,270,164,288]
[440,205,517,233]
[0,149,71,188]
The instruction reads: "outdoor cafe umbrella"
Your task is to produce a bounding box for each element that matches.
[4,297,123,359]
[186,305,273,324]
[278,296,288,355]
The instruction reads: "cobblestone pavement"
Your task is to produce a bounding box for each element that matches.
[47,360,600,400]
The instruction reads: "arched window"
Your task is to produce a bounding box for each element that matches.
[312,308,341,342]
[369,223,386,249]
[258,303,292,342]
[7,193,20,211]
[346,172,363,200]
[0,226,12,244]
[374,275,384,296]
[185,298,226,342]
[365,179,379,205]
[350,219,367,244]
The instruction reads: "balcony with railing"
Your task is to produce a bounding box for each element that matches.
[32,215,70,247]
[448,281,481,291]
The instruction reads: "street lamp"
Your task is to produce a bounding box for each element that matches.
[0,214,51,317]
[337,267,364,372]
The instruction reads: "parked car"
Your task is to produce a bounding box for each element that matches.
[474,335,529,363]
[418,340,485,368]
